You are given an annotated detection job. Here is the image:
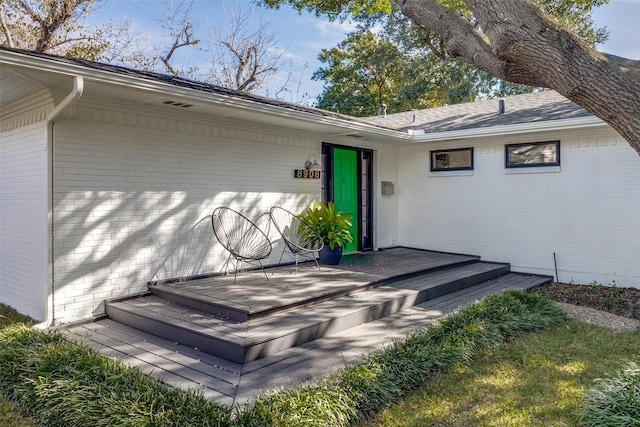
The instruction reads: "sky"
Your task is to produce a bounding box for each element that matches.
[95,0,640,104]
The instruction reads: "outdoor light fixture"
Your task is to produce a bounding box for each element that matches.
[305,154,321,170]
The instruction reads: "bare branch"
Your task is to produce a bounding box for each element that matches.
[208,5,284,93]
[157,0,199,76]
[0,4,15,48]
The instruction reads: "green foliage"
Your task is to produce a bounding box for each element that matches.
[0,0,114,59]
[234,381,358,427]
[368,321,640,426]
[239,289,567,425]
[0,303,35,329]
[0,292,569,427]
[311,15,536,115]
[534,0,610,47]
[581,361,640,426]
[298,201,353,249]
[0,324,231,426]
[262,0,391,20]
[266,0,609,115]
[313,31,409,116]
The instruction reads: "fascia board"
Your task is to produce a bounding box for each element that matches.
[2,51,608,144]
[1,50,405,140]
[408,116,607,143]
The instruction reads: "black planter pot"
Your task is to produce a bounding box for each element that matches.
[319,245,343,265]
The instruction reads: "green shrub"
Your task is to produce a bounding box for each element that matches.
[238,290,567,425]
[234,380,357,427]
[0,291,568,427]
[336,339,466,420]
[0,324,231,427]
[581,361,640,427]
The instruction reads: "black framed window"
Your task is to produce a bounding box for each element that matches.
[506,141,560,168]
[430,148,474,171]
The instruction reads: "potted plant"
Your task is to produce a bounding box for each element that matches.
[298,201,353,265]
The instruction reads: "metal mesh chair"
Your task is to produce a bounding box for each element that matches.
[269,206,324,273]
[211,207,272,283]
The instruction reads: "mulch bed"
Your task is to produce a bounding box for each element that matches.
[534,282,640,319]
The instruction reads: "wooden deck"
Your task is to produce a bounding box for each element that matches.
[63,248,552,406]
[148,248,481,321]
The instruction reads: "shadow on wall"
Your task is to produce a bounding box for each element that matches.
[149,193,317,282]
[52,188,318,319]
[149,215,215,283]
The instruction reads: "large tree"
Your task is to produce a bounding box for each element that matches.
[0,0,132,61]
[264,0,640,156]
[314,31,520,116]
[314,31,410,115]
[208,6,286,93]
[314,6,539,116]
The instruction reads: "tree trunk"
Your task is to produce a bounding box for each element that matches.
[396,0,640,156]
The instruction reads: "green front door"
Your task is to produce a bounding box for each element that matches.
[333,147,359,252]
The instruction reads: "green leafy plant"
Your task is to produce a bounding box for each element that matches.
[581,361,640,426]
[298,201,353,250]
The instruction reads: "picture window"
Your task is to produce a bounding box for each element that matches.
[506,141,560,168]
[430,148,474,171]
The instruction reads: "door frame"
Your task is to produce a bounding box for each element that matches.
[322,143,373,251]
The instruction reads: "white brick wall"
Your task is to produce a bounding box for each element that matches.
[373,147,399,248]
[50,103,328,322]
[397,130,640,287]
[0,122,49,320]
[7,91,637,324]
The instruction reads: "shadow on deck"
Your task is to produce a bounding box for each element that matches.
[64,247,552,405]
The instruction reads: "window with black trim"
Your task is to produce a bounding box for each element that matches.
[430,148,474,171]
[506,141,560,168]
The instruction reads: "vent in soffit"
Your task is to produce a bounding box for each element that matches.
[163,100,194,108]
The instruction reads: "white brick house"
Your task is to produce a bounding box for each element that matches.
[2,47,639,325]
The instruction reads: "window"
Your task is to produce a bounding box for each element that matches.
[506,141,560,168]
[430,148,474,171]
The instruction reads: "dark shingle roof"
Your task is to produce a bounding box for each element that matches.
[0,47,363,123]
[3,48,595,135]
[361,91,594,133]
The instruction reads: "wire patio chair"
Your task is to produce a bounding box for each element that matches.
[211,207,272,283]
[269,206,324,273]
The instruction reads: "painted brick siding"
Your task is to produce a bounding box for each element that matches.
[51,105,326,322]
[397,130,640,287]
[0,122,49,320]
[374,149,399,248]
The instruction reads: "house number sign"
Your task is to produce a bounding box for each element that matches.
[294,169,321,179]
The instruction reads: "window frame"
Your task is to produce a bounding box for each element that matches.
[430,147,475,172]
[505,140,560,169]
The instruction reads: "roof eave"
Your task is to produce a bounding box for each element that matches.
[408,115,607,143]
[1,49,407,141]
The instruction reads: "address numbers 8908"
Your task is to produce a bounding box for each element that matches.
[294,169,321,179]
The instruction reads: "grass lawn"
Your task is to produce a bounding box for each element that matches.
[0,304,36,427]
[0,400,36,427]
[2,294,639,426]
[362,320,640,426]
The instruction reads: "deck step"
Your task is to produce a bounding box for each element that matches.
[66,272,552,405]
[106,261,525,364]
[148,255,481,322]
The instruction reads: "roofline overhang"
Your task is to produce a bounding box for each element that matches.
[2,49,613,144]
[1,49,406,141]
[408,115,607,143]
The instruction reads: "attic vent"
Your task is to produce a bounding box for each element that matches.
[163,100,194,108]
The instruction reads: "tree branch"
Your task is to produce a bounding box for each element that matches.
[393,0,640,155]
[395,0,549,87]
[463,0,640,154]
[0,4,15,48]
